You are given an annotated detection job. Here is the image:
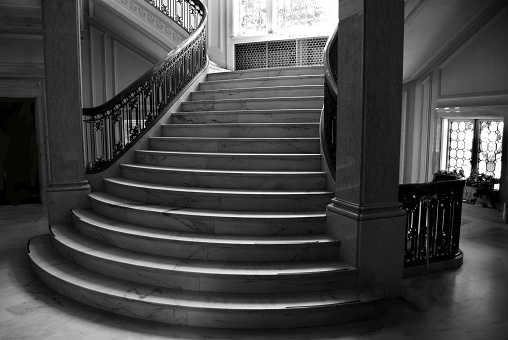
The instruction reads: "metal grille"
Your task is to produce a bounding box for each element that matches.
[235,37,327,70]
[298,37,327,65]
[267,40,296,68]
[235,42,267,70]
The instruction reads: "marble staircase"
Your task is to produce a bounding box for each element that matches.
[28,66,388,329]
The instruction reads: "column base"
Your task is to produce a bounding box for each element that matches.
[326,200,406,298]
[46,182,91,224]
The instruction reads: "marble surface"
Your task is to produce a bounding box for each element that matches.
[71,208,338,262]
[103,177,333,211]
[161,122,319,138]
[120,163,325,190]
[149,136,321,154]
[181,96,324,112]
[90,192,327,236]
[199,75,324,91]
[190,85,323,101]
[3,205,508,338]
[28,235,383,328]
[170,109,321,124]
[206,65,323,81]
[135,150,322,171]
[47,225,352,293]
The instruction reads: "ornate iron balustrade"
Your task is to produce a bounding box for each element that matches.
[322,23,338,179]
[146,0,203,33]
[83,0,207,173]
[399,180,465,269]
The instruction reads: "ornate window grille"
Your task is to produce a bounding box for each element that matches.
[446,119,503,178]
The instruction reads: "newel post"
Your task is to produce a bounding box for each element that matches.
[42,0,90,223]
[326,0,406,297]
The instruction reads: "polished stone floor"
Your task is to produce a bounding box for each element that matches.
[1,204,507,339]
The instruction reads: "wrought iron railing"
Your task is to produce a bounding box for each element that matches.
[147,0,202,33]
[322,23,338,179]
[399,180,465,269]
[83,0,207,173]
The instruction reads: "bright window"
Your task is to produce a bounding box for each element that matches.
[237,0,337,37]
[444,119,503,179]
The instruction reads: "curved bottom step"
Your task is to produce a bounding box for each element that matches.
[29,234,388,329]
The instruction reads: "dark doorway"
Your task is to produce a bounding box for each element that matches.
[0,98,41,205]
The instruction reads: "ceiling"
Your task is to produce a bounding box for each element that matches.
[403,0,504,82]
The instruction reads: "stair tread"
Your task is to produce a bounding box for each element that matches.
[72,209,335,245]
[30,234,383,310]
[90,192,325,219]
[161,122,320,127]
[172,109,321,115]
[121,163,325,176]
[203,74,324,84]
[136,150,321,157]
[149,136,319,140]
[193,84,323,94]
[182,96,324,104]
[105,177,332,195]
[49,226,350,275]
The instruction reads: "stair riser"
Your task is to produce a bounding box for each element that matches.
[200,77,324,91]
[161,124,319,138]
[121,167,325,190]
[149,138,320,154]
[207,67,323,81]
[90,197,326,236]
[104,181,332,211]
[181,98,323,112]
[135,152,321,171]
[191,87,323,101]
[30,261,380,329]
[73,216,339,262]
[51,235,352,294]
[171,111,321,124]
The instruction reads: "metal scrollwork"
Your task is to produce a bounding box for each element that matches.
[82,0,207,173]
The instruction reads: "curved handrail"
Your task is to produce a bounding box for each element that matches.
[83,0,208,173]
[321,22,339,180]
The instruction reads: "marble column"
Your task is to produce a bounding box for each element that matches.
[326,0,406,297]
[43,0,90,223]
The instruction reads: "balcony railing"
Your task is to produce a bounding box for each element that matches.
[83,0,207,173]
[399,180,465,269]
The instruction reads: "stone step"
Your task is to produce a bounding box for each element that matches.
[160,123,319,138]
[104,177,333,211]
[170,109,321,124]
[120,164,326,190]
[89,192,327,235]
[180,96,323,112]
[29,233,383,329]
[71,209,339,263]
[29,235,386,329]
[199,75,324,91]
[135,150,322,171]
[191,85,323,101]
[148,137,320,154]
[207,66,324,81]
[49,226,352,293]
